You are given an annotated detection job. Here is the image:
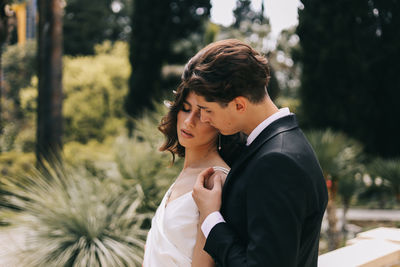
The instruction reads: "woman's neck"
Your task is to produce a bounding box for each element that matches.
[183,145,221,170]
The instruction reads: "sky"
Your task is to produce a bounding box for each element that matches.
[210,0,302,37]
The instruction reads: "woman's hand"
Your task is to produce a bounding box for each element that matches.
[192,168,225,224]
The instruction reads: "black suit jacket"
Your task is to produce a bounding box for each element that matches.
[204,114,328,267]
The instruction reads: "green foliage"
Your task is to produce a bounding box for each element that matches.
[1,160,149,266]
[297,0,400,156]
[0,122,19,153]
[203,22,220,45]
[63,137,119,180]
[11,77,38,153]
[0,151,35,214]
[275,97,301,114]
[63,0,131,55]
[0,100,182,264]
[306,129,351,179]
[126,0,211,117]
[306,129,365,204]
[0,151,35,178]
[1,41,129,153]
[368,158,400,202]
[0,45,37,153]
[2,40,36,113]
[115,103,182,212]
[336,142,364,205]
[273,26,301,98]
[233,0,265,28]
[63,41,129,143]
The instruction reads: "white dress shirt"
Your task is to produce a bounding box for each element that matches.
[201,108,291,238]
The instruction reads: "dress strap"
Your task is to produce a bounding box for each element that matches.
[213,166,230,174]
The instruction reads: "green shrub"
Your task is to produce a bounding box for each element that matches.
[2,41,37,112]
[0,122,19,153]
[0,151,35,177]
[63,41,130,143]
[63,137,120,180]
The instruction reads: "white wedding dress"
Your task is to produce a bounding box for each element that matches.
[143,166,229,267]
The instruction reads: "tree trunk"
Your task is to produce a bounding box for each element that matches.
[326,179,340,251]
[125,0,170,121]
[36,0,63,163]
[0,46,3,137]
[0,1,11,139]
[341,202,349,240]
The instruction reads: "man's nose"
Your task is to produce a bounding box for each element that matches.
[199,110,209,123]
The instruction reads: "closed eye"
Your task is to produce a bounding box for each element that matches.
[182,102,191,112]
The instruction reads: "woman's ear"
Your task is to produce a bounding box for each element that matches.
[233,96,247,113]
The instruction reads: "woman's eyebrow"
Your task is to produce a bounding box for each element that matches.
[183,100,192,106]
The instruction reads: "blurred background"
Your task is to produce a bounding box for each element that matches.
[0,0,399,265]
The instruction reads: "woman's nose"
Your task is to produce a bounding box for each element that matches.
[184,112,196,127]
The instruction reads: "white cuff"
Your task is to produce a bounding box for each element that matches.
[201,211,226,238]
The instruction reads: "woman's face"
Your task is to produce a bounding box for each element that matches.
[177,92,218,150]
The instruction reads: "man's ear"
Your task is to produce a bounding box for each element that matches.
[233,96,247,113]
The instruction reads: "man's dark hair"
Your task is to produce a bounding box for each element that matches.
[181,39,271,106]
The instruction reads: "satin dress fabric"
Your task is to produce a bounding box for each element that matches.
[143,166,229,267]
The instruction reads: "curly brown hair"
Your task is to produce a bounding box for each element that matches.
[158,83,190,162]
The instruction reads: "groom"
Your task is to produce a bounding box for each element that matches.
[188,39,328,266]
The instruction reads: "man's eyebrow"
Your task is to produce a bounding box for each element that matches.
[197,105,208,109]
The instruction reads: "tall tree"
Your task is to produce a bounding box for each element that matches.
[37,0,63,161]
[297,0,400,157]
[125,0,210,118]
[63,0,131,55]
[0,1,12,135]
[233,0,253,28]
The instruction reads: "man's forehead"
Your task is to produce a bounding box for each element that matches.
[193,95,211,108]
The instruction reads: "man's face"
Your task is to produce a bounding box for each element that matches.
[194,94,241,135]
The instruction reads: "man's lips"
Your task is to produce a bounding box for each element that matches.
[181,129,194,138]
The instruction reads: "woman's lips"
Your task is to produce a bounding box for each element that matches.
[181,129,194,138]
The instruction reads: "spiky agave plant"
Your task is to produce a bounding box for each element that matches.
[2,159,149,267]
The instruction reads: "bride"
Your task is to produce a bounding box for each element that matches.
[142,85,243,266]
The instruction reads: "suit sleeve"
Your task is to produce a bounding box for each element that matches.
[204,153,310,266]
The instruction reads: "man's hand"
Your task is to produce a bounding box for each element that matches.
[192,167,224,224]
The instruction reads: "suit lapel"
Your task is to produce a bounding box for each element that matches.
[222,114,299,200]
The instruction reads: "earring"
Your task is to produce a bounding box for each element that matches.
[218,133,221,151]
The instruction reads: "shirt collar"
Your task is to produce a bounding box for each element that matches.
[246,107,291,146]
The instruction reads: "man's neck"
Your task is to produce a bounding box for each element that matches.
[242,98,279,136]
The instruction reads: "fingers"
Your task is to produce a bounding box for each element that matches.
[212,174,223,192]
[194,167,215,190]
[196,167,214,186]
[213,170,227,186]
